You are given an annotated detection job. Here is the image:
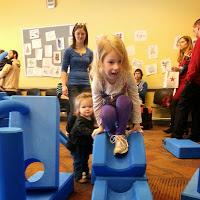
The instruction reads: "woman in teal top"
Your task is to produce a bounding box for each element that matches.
[61,23,93,132]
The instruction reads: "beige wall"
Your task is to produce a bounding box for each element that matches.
[0,0,199,90]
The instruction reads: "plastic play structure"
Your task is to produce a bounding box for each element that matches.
[0,93,73,199]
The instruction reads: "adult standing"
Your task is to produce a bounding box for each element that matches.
[171,19,200,141]
[61,23,93,132]
[0,50,20,96]
[164,36,193,134]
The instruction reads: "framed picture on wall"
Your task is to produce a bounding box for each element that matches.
[53,51,61,64]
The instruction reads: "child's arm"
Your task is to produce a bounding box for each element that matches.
[132,123,143,134]
[91,77,104,128]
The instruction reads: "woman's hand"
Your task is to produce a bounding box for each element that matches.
[92,126,104,138]
[171,66,179,72]
[62,85,68,96]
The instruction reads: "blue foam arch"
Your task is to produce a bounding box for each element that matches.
[0,127,26,200]
[0,51,8,62]
[92,132,146,178]
[0,99,30,116]
[92,179,152,200]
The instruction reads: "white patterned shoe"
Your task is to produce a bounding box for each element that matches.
[110,135,129,156]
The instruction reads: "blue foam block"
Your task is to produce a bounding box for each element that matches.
[9,96,60,189]
[181,169,200,200]
[92,179,152,200]
[0,99,30,115]
[92,132,146,178]
[27,171,74,200]
[163,138,200,158]
[0,127,26,200]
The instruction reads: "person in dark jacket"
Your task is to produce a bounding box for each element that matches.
[164,36,193,134]
[66,92,94,183]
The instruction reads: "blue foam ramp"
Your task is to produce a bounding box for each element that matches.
[59,130,68,146]
[9,96,60,189]
[181,169,200,200]
[92,179,152,200]
[92,132,146,178]
[163,138,200,158]
[27,171,74,200]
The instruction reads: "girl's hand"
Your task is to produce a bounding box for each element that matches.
[92,126,104,138]
[62,85,68,96]
[132,123,143,134]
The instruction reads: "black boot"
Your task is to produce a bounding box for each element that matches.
[163,127,173,134]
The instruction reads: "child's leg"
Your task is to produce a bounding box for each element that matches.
[81,148,90,177]
[101,105,117,134]
[115,95,132,135]
[71,151,82,181]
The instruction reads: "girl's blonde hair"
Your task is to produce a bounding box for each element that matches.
[90,35,132,80]
[74,92,92,116]
[177,36,193,63]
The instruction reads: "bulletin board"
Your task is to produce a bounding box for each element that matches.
[22,24,73,77]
